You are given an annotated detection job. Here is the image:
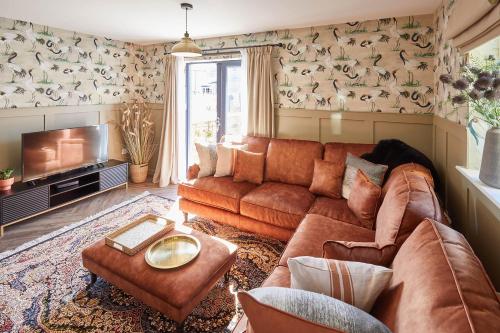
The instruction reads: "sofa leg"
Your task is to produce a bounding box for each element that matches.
[183,212,188,223]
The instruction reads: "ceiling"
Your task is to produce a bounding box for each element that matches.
[2,0,441,45]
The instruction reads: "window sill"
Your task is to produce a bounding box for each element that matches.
[456,166,500,210]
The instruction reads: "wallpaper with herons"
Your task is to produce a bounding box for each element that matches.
[0,14,439,115]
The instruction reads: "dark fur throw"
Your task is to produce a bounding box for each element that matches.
[361,139,440,193]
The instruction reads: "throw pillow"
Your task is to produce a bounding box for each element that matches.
[342,153,387,199]
[195,143,217,178]
[323,241,397,267]
[288,256,393,312]
[238,287,391,333]
[309,159,344,199]
[233,150,266,184]
[347,169,382,229]
[214,143,248,177]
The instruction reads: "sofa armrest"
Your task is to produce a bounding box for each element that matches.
[322,241,396,267]
[186,164,200,180]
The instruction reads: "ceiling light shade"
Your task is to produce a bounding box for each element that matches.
[171,3,202,57]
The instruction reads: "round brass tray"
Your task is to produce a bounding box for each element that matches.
[145,234,201,269]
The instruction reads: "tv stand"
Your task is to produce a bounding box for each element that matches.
[0,160,128,237]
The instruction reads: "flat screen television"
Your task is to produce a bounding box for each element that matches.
[22,125,109,182]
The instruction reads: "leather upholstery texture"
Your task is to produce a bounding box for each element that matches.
[307,196,363,227]
[322,241,396,267]
[240,182,315,229]
[372,219,500,333]
[347,169,382,229]
[179,198,294,241]
[375,170,443,247]
[178,176,257,213]
[309,159,344,199]
[265,138,323,187]
[278,214,375,267]
[82,229,237,323]
[233,150,266,184]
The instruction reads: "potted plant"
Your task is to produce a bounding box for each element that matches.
[439,55,500,188]
[0,168,15,191]
[120,100,157,183]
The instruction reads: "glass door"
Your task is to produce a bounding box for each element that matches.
[186,60,241,166]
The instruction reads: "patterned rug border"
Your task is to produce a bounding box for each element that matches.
[0,191,156,262]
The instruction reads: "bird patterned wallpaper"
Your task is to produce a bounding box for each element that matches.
[433,0,466,124]
[1,14,439,115]
[0,17,164,109]
[140,14,437,114]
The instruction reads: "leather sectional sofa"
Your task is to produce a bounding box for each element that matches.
[178,136,443,243]
[178,137,500,332]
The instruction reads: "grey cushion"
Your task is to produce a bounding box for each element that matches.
[248,287,392,333]
[342,153,388,199]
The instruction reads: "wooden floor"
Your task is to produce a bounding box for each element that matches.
[0,180,178,253]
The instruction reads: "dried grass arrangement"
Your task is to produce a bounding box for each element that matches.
[120,100,157,165]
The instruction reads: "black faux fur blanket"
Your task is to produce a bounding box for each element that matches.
[361,139,440,193]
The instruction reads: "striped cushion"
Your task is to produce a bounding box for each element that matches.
[288,256,393,312]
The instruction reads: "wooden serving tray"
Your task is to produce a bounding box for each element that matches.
[105,214,174,255]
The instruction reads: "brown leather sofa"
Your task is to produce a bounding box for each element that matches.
[248,218,500,333]
[178,137,442,243]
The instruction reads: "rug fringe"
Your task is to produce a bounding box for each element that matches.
[0,191,151,261]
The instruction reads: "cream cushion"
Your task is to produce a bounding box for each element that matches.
[288,256,392,312]
[214,143,247,177]
[342,153,387,199]
[195,143,217,178]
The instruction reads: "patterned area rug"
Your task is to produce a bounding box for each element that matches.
[0,192,285,333]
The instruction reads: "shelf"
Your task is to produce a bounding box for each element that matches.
[50,183,100,207]
[50,180,100,197]
[456,166,500,210]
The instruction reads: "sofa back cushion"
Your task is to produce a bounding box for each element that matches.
[243,136,271,154]
[382,163,434,196]
[372,219,500,333]
[265,138,323,187]
[323,143,375,166]
[375,170,442,247]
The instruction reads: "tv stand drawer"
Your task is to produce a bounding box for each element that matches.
[100,164,128,191]
[1,186,49,225]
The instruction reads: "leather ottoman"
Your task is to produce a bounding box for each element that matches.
[82,226,238,323]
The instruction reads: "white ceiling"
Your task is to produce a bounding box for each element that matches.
[2,0,441,45]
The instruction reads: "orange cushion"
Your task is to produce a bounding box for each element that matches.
[347,170,382,229]
[322,241,396,267]
[234,150,266,184]
[309,159,344,199]
[240,182,315,229]
[177,176,257,213]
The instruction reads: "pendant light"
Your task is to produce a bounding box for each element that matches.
[171,3,202,57]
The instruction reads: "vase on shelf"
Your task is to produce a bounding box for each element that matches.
[479,127,500,189]
[129,163,149,183]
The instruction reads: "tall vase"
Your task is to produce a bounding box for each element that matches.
[129,163,149,183]
[479,127,500,189]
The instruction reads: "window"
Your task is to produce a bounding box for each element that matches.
[185,60,242,165]
[467,36,499,169]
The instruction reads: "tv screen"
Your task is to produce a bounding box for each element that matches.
[22,125,109,182]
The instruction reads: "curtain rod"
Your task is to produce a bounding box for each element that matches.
[164,42,283,55]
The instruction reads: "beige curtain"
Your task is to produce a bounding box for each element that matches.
[246,46,275,137]
[447,0,499,52]
[153,55,178,187]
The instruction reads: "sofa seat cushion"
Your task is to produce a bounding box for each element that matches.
[278,214,375,267]
[372,219,500,333]
[262,266,291,288]
[308,197,364,228]
[178,176,257,213]
[240,182,315,229]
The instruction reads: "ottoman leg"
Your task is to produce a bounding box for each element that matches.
[87,272,97,289]
[224,271,230,283]
[183,212,189,223]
